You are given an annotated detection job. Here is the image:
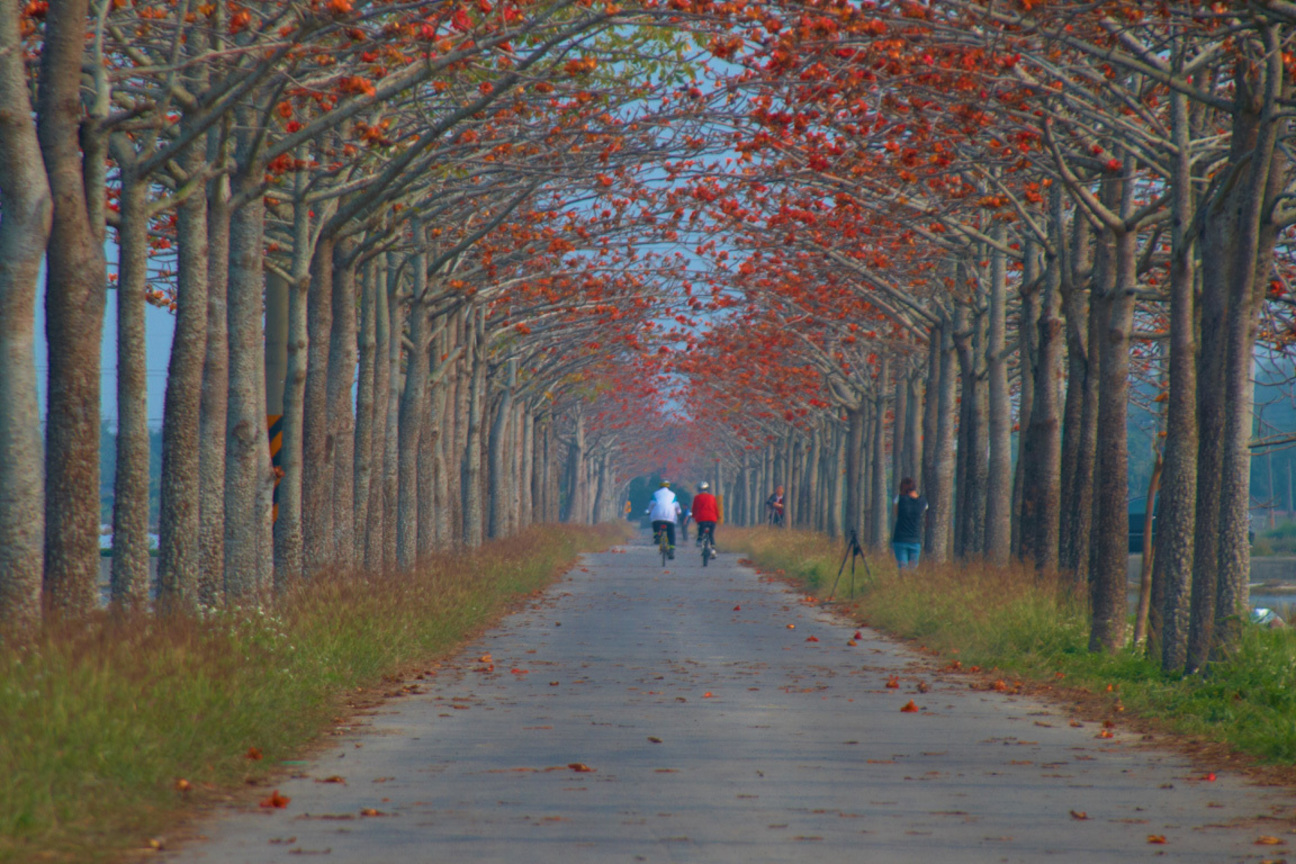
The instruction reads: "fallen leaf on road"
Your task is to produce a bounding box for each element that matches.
[900,700,919,713]
[703,691,715,698]
[1069,810,1088,820]
[316,776,346,784]
[260,790,291,809]
[648,737,663,744]
[847,640,857,646]
[1147,835,1167,844]
[1097,730,1114,739]
[916,681,929,693]
[568,763,595,773]
[1255,836,1285,845]
[1203,772,1217,782]
[360,808,385,817]
[1069,720,1083,727]
[479,654,493,663]
[805,636,819,643]
[885,676,900,689]
[246,747,263,760]
[147,837,164,850]
[733,605,741,611]
[786,624,796,630]
[854,631,862,639]
[510,668,529,675]
[550,681,560,686]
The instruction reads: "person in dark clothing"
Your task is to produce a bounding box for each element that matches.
[891,477,928,570]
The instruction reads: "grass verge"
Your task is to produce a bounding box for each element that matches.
[0,523,626,864]
[721,526,1296,768]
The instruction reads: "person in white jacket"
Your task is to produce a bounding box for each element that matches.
[646,480,682,559]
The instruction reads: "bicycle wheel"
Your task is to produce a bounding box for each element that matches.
[701,538,709,567]
[661,534,669,567]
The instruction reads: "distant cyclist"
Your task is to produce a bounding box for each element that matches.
[765,485,785,526]
[692,482,719,558]
[646,480,682,560]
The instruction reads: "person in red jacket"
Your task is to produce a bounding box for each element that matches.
[691,482,720,557]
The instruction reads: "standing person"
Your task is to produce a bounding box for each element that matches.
[692,481,719,557]
[646,480,682,559]
[679,504,692,543]
[765,485,785,526]
[892,477,928,570]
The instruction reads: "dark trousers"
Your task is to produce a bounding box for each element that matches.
[696,521,716,544]
[652,521,676,548]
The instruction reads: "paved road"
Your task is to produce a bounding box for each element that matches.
[165,540,1295,863]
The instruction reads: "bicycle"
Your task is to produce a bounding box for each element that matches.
[699,525,715,567]
[657,524,671,567]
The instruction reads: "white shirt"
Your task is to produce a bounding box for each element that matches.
[647,488,681,523]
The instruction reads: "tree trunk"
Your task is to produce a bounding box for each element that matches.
[1214,51,1285,656]
[397,297,427,569]
[273,178,313,586]
[1012,241,1041,558]
[381,254,403,571]
[521,409,535,529]
[1088,175,1136,654]
[891,373,907,498]
[464,311,486,545]
[0,0,51,631]
[1134,442,1163,647]
[301,236,335,576]
[927,320,957,562]
[488,359,517,537]
[920,332,939,513]
[328,243,357,569]
[157,138,209,613]
[1155,84,1200,673]
[985,234,1012,564]
[844,406,865,542]
[199,175,230,606]
[223,163,273,602]
[871,357,889,549]
[38,0,108,617]
[110,175,152,610]
[353,259,377,566]
[1018,194,1065,574]
[1058,213,1094,579]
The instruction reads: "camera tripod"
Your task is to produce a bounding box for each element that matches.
[828,528,872,600]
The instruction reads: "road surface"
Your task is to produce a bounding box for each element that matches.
[162,539,1295,863]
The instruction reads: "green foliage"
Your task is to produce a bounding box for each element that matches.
[0,524,623,864]
[722,527,1296,766]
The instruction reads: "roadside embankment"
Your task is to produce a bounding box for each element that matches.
[0,523,627,864]
[721,527,1296,769]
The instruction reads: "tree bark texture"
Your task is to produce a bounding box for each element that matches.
[0,0,52,631]
[39,0,108,617]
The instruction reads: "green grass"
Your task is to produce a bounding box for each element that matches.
[0,523,625,863]
[722,527,1296,765]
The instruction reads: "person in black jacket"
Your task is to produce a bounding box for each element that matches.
[892,477,928,570]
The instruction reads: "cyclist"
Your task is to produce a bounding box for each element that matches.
[692,482,719,558]
[765,485,785,526]
[647,480,682,559]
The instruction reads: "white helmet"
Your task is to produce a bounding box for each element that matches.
[699,481,710,491]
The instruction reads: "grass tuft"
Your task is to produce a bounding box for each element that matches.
[0,523,625,863]
[722,527,1296,766]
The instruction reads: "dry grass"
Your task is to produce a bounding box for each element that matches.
[0,523,625,864]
